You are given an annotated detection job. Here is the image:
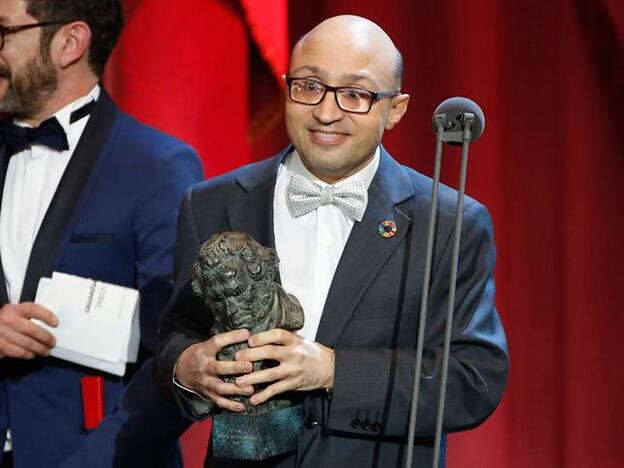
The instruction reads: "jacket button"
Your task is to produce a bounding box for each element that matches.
[360,419,371,431]
[371,422,382,432]
[350,417,361,429]
[304,416,318,429]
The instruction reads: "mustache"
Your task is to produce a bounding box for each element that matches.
[0,65,10,79]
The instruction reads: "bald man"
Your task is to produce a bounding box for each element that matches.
[156,15,509,467]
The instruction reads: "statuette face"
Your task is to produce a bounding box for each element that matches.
[192,231,304,337]
[191,231,305,460]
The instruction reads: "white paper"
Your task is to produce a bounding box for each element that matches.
[34,272,140,376]
[50,347,126,376]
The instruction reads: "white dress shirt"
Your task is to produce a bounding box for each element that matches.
[273,147,379,341]
[0,85,100,452]
[0,85,100,304]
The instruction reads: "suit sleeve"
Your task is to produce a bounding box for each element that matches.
[327,201,509,437]
[133,142,203,353]
[155,189,216,408]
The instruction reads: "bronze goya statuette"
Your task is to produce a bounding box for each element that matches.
[191,231,305,460]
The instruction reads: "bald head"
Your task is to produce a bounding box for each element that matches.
[291,15,403,89]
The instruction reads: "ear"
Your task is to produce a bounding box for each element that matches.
[385,93,410,130]
[53,21,92,70]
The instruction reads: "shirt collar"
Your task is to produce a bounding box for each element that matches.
[14,84,101,133]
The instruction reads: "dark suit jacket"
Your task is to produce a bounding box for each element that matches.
[157,146,509,468]
[0,90,203,468]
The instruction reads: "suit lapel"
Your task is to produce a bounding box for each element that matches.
[19,89,118,302]
[315,148,416,346]
[0,144,9,304]
[225,147,291,250]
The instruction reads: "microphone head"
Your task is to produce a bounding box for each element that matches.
[432,97,485,144]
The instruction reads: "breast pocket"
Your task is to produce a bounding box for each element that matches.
[60,233,132,284]
[69,233,115,244]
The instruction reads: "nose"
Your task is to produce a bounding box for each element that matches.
[313,90,344,124]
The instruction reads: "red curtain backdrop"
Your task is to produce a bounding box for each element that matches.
[105,1,623,467]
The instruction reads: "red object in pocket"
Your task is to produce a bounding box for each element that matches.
[80,376,105,429]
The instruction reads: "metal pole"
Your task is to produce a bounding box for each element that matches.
[431,116,473,467]
[405,117,445,468]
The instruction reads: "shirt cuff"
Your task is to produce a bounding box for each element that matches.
[171,364,215,421]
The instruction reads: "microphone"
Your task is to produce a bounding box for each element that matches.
[432,96,485,145]
[405,98,485,468]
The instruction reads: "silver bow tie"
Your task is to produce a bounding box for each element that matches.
[287,172,368,222]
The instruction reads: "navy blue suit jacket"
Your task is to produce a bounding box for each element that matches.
[0,90,203,468]
[157,146,509,467]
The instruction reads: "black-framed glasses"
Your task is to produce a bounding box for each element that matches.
[0,21,74,51]
[285,77,401,114]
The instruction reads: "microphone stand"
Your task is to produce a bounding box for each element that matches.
[404,112,476,468]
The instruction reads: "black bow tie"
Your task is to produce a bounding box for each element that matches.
[0,100,95,157]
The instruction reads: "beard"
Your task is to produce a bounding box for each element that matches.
[0,49,57,119]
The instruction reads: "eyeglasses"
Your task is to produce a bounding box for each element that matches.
[0,21,74,51]
[285,77,400,114]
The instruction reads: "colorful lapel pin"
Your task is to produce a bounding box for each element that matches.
[378,220,397,238]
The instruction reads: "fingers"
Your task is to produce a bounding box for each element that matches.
[234,337,336,401]
[0,304,57,359]
[178,368,252,413]
[176,339,252,382]
[193,331,254,377]
[236,329,298,361]
[196,373,254,398]
[180,363,254,413]
[248,328,297,348]
[235,344,283,363]
[0,339,35,359]
[211,358,253,376]
[12,316,56,349]
[4,328,53,357]
[204,390,247,412]
[174,331,255,411]
[210,328,251,353]
[18,302,59,327]
[249,379,296,406]
[235,363,288,388]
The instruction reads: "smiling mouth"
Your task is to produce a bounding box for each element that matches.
[310,128,348,135]
[309,129,350,144]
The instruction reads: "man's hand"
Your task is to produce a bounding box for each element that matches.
[174,329,255,412]
[0,303,58,359]
[234,329,335,406]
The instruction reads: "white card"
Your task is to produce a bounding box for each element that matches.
[34,272,140,376]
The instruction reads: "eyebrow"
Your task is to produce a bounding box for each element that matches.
[289,65,381,88]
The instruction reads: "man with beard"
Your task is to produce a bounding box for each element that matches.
[0,0,203,467]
